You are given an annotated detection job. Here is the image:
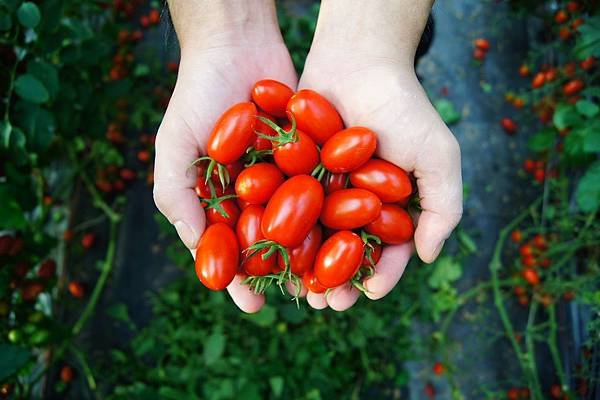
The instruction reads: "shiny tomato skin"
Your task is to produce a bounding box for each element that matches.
[195,176,234,198]
[253,111,276,151]
[236,205,275,276]
[195,223,239,290]
[251,80,294,118]
[324,173,347,194]
[286,89,344,145]
[207,102,257,164]
[235,163,285,205]
[349,159,412,203]
[276,225,322,276]
[211,160,244,184]
[273,130,320,176]
[321,127,377,173]
[314,230,364,288]
[206,199,240,228]
[303,270,327,293]
[320,188,382,230]
[262,175,324,247]
[365,204,414,244]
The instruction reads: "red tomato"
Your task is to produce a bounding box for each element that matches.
[362,244,382,266]
[68,281,85,298]
[314,230,364,288]
[286,89,343,145]
[205,199,240,228]
[501,117,518,134]
[273,129,319,176]
[21,281,44,301]
[518,64,530,77]
[38,259,56,279]
[195,223,239,290]
[207,102,257,164]
[531,72,546,88]
[563,79,584,96]
[320,188,382,230]
[60,365,74,383]
[320,127,377,173]
[211,160,244,184]
[262,175,324,247]
[474,38,490,51]
[236,205,275,276]
[365,204,414,245]
[253,111,277,151]
[251,79,294,117]
[324,173,347,194]
[555,9,568,24]
[303,270,327,293]
[195,175,234,198]
[510,230,522,243]
[522,267,540,286]
[235,163,285,205]
[432,362,445,375]
[276,225,322,276]
[473,48,486,61]
[349,159,412,203]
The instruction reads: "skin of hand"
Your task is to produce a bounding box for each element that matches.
[299,0,463,311]
[153,0,297,313]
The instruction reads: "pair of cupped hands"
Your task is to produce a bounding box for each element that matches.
[153,31,462,313]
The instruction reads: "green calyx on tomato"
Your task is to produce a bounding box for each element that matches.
[255,112,298,148]
[243,146,273,167]
[311,162,327,182]
[191,155,231,191]
[199,180,238,219]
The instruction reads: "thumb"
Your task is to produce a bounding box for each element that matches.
[153,109,206,249]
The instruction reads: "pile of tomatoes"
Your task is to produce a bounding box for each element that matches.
[193,79,415,299]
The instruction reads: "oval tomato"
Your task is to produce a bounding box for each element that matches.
[286,89,343,145]
[314,230,364,288]
[324,173,347,194]
[303,270,327,294]
[273,129,319,176]
[276,225,322,276]
[365,204,414,244]
[207,102,257,164]
[252,79,294,118]
[195,223,239,290]
[205,199,240,228]
[349,159,412,203]
[236,205,275,276]
[211,160,244,184]
[262,175,324,247]
[321,127,377,173]
[362,243,382,266]
[195,175,234,198]
[320,188,382,230]
[253,111,277,151]
[235,163,285,205]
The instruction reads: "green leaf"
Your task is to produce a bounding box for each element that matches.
[553,104,582,130]
[0,184,27,229]
[8,127,27,166]
[457,229,477,254]
[0,344,30,381]
[243,305,277,327]
[0,120,11,149]
[427,256,462,289]
[0,13,12,31]
[27,61,59,99]
[574,16,600,59]
[280,304,307,324]
[204,331,225,365]
[269,376,284,398]
[576,161,600,212]
[107,303,136,330]
[528,129,555,152]
[584,129,600,152]
[17,2,41,28]
[16,103,55,150]
[564,129,586,158]
[14,74,48,103]
[434,99,461,125]
[576,100,599,117]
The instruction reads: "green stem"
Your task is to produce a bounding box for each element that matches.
[524,300,543,399]
[70,346,98,395]
[546,304,569,395]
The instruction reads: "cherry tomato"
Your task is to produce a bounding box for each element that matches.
[362,243,382,266]
[262,175,324,247]
[276,225,322,276]
[206,199,240,228]
[303,270,327,294]
[21,281,44,301]
[207,102,257,164]
[349,159,412,203]
[68,281,85,298]
[474,38,490,51]
[273,129,319,176]
[38,259,56,279]
[235,163,285,205]
[324,173,347,194]
[518,64,530,77]
[321,127,377,173]
[211,160,244,184]
[501,117,517,134]
[195,175,234,198]
[531,72,546,88]
[286,89,343,145]
[314,230,364,288]
[253,111,277,151]
[522,267,540,286]
[251,79,294,118]
[320,188,382,230]
[365,204,414,244]
[236,205,275,276]
[563,79,584,96]
[473,48,486,61]
[195,223,239,290]
[60,365,74,383]
[555,9,568,24]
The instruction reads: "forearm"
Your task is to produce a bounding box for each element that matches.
[168,0,282,55]
[311,0,434,63]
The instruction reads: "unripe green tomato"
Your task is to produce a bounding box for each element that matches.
[30,329,50,346]
[8,329,21,343]
[276,322,287,334]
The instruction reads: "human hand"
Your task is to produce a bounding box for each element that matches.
[153,1,297,313]
[297,0,463,311]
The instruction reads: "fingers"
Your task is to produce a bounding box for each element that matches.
[306,291,328,309]
[226,274,265,314]
[414,132,463,263]
[154,106,206,249]
[326,285,360,311]
[363,242,413,300]
[285,280,308,298]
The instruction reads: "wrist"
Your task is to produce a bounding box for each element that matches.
[169,0,283,56]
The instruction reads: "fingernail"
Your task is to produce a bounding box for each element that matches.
[174,220,198,249]
[431,240,446,261]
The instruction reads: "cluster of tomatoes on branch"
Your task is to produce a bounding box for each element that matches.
[192,79,415,298]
